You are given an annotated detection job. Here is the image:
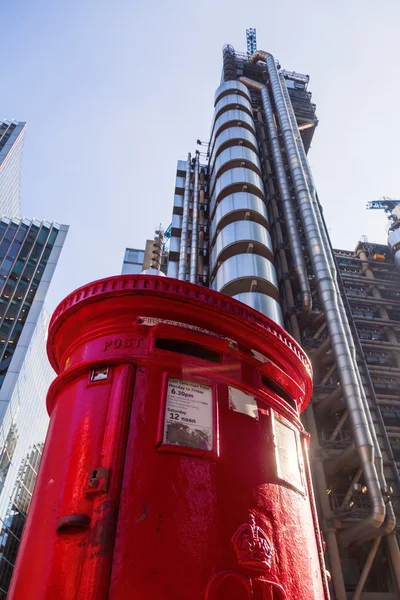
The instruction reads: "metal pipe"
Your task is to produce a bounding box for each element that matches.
[249,50,385,545]
[329,411,348,442]
[325,445,358,476]
[340,467,363,509]
[256,112,301,340]
[313,321,327,340]
[361,340,400,351]
[369,366,400,374]
[352,537,382,600]
[354,315,400,328]
[190,152,200,283]
[321,363,337,386]
[239,76,312,316]
[315,386,342,418]
[283,80,393,547]
[197,168,205,281]
[386,533,400,595]
[178,153,192,280]
[377,399,400,407]
[310,336,331,363]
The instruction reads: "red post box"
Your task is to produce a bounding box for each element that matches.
[9,275,329,599]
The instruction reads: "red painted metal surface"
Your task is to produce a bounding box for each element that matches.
[9,275,330,599]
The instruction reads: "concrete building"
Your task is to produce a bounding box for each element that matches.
[125,35,400,599]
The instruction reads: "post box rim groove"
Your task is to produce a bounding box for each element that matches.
[47,275,312,410]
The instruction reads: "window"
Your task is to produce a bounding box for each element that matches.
[125,249,144,264]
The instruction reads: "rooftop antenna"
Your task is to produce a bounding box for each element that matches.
[246,28,257,57]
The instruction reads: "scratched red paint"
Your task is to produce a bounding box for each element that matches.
[8,275,330,599]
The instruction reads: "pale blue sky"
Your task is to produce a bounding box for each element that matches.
[1,0,399,311]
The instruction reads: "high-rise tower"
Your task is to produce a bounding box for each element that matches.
[126,38,400,599]
[0,121,26,218]
[0,120,68,598]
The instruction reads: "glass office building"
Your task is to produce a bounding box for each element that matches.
[122,248,145,274]
[0,120,68,597]
[0,122,26,219]
[0,308,53,593]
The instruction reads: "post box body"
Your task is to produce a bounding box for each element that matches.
[9,276,329,600]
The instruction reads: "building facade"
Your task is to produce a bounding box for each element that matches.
[126,39,400,599]
[0,120,68,597]
[0,122,26,220]
[122,228,167,275]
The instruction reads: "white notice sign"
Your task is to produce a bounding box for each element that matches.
[164,378,213,451]
[228,386,259,420]
[274,415,303,491]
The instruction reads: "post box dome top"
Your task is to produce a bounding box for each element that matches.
[48,275,312,411]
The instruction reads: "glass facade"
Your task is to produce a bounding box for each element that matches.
[0,122,26,219]
[0,219,68,597]
[122,247,145,274]
[0,308,52,596]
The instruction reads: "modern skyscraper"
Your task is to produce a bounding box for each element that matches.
[0,122,26,219]
[0,120,68,598]
[126,36,400,599]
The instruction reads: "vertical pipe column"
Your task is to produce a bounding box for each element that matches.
[238,76,312,316]
[197,168,205,283]
[255,111,301,341]
[178,153,191,280]
[259,52,385,546]
[280,65,397,547]
[190,152,200,283]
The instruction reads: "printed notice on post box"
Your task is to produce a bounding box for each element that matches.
[274,415,304,491]
[163,378,213,451]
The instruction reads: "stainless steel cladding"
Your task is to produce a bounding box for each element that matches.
[232,292,283,328]
[210,192,269,241]
[214,80,251,104]
[209,80,282,325]
[248,49,388,546]
[209,146,261,196]
[210,221,273,272]
[190,152,200,283]
[214,94,253,119]
[210,127,258,163]
[239,76,311,315]
[178,153,191,280]
[211,167,265,207]
[211,253,279,297]
[211,109,256,140]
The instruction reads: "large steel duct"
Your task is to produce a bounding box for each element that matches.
[279,72,396,544]
[178,153,191,280]
[239,76,312,316]
[248,50,385,545]
[190,152,200,283]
